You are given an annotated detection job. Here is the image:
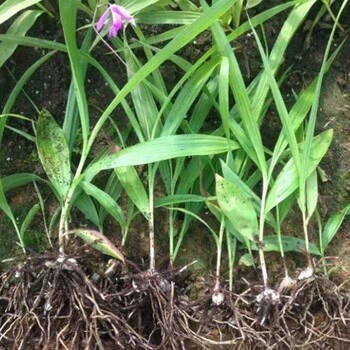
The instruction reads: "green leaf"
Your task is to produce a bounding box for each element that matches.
[0,0,42,25]
[0,180,16,223]
[322,204,350,252]
[0,10,42,68]
[59,0,89,149]
[72,229,124,262]
[265,130,333,213]
[20,203,40,239]
[207,1,267,177]
[155,194,205,207]
[120,0,161,12]
[0,179,24,249]
[2,173,46,192]
[252,22,301,172]
[306,169,318,220]
[171,0,199,11]
[125,48,158,140]
[221,161,260,205]
[87,135,239,179]
[278,193,296,224]
[246,0,263,9]
[270,37,343,169]
[219,56,230,138]
[74,192,100,228]
[80,181,126,228]
[299,0,348,214]
[1,51,56,146]
[216,175,258,242]
[239,253,254,266]
[170,206,218,243]
[98,172,123,226]
[189,77,218,133]
[63,30,93,152]
[36,109,71,201]
[251,235,321,256]
[251,0,316,117]
[115,167,150,218]
[90,0,238,149]
[161,58,219,136]
[136,11,200,25]
[221,161,277,230]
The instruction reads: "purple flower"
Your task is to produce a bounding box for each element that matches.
[96,4,135,38]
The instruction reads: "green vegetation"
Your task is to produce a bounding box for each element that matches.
[0,0,349,347]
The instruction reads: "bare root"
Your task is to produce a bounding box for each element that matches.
[179,275,350,349]
[1,256,350,349]
[0,253,147,349]
[117,270,188,349]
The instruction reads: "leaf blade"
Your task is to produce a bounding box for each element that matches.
[0,10,43,68]
[72,229,125,262]
[322,204,350,252]
[87,135,239,178]
[266,130,333,213]
[216,175,258,242]
[36,110,71,201]
[0,0,42,25]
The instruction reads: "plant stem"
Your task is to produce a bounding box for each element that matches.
[276,207,289,277]
[316,210,328,276]
[58,204,67,254]
[173,224,186,262]
[16,226,26,254]
[121,225,129,247]
[169,211,174,267]
[57,152,88,254]
[226,233,236,292]
[148,165,156,272]
[302,210,313,270]
[215,216,225,288]
[258,181,269,288]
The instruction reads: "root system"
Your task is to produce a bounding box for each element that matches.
[0,253,145,349]
[1,255,350,349]
[180,274,350,349]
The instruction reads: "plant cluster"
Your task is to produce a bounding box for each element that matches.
[0,0,349,348]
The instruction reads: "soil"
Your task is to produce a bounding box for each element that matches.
[0,1,350,349]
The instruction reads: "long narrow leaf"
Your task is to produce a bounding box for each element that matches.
[36,110,71,201]
[115,166,150,218]
[72,229,124,262]
[0,0,42,24]
[80,181,126,228]
[250,20,301,181]
[216,175,258,242]
[265,130,333,213]
[86,135,239,179]
[0,10,42,68]
[0,180,24,249]
[89,0,238,149]
[1,51,56,146]
[322,204,350,252]
[205,0,267,177]
[59,0,89,150]
[299,0,348,211]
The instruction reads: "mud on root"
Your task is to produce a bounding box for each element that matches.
[179,274,350,349]
[1,255,350,349]
[0,253,148,349]
[0,254,193,349]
